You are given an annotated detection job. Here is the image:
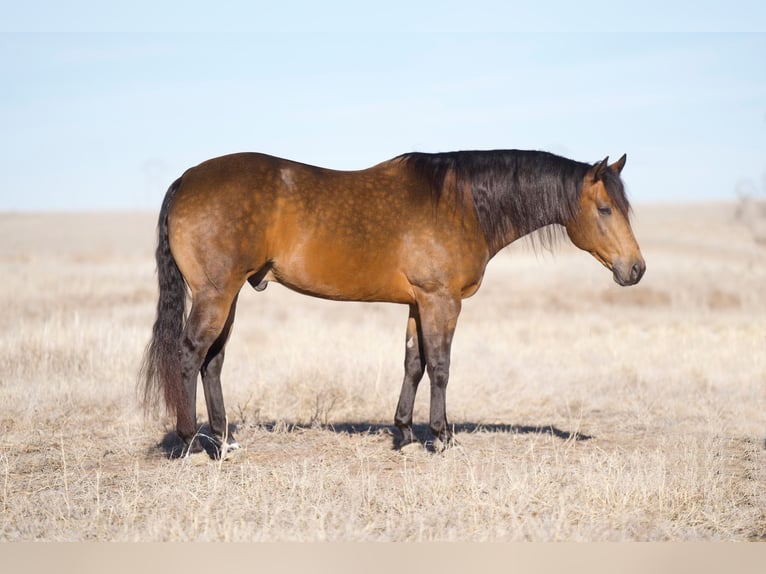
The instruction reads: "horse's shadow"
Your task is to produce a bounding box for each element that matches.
[332,422,593,451]
[157,421,593,459]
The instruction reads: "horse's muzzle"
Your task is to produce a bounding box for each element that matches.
[613,258,646,286]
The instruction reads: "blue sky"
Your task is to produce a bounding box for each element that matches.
[1,2,765,210]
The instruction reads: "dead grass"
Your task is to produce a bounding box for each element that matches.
[0,204,764,541]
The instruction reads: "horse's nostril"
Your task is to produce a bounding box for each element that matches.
[631,262,644,282]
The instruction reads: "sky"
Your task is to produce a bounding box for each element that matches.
[1,2,765,210]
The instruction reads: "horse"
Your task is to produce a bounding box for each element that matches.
[140,149,645,457]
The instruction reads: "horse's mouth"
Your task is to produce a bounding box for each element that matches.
[593,251,645,286]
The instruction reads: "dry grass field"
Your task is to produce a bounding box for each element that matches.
[0,202,764,541]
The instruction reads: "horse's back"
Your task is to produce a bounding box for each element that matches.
[172,152,409,214]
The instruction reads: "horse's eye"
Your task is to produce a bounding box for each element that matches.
[597,206,612,216]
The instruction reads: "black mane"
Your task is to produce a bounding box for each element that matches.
[398,150,631,252]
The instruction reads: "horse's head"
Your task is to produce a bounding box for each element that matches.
[565,154,645,286]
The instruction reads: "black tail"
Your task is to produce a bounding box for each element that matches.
[139,177,191,429]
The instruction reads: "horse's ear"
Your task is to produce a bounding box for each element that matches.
[592,157,609,182]
[610,153,627,174]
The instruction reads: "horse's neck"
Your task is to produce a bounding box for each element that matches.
[476,187,569,256]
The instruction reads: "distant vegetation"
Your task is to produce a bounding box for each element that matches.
[735,173,766,245]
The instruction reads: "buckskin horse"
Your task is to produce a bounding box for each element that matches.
[140,149,645,457]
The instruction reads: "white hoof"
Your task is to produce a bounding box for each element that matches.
[222,442,243,461]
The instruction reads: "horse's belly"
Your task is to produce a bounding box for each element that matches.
[267,250,415,304]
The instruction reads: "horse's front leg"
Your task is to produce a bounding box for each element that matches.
[394,305,426,447]
[415,291,462,449]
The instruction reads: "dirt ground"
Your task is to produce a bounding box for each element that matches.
[0,202,764,540]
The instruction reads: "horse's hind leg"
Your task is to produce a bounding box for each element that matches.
[394,305,426,447]
[200,294,239,457]
[178,288,239,455]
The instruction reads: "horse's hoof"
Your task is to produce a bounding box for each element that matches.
[221,442,244,461]
[433,437,460,453]
[222,440,240,453]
